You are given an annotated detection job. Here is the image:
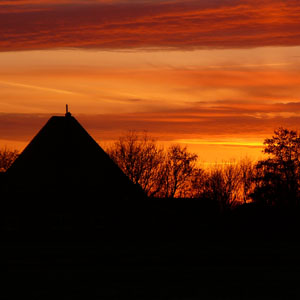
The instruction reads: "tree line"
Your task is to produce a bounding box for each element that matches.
[106,131,255,210]
[107,129,300,209]
[2,128,300,209]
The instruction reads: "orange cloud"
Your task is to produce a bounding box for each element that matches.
[1,0,300,51]
[3,97,300,162]
[2,97,300,143]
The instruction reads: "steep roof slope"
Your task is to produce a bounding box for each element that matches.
[6,114,143,199]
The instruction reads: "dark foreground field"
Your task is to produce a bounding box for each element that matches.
[1,197,300,299]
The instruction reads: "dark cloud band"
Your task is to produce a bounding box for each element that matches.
[2,99,300,143]
[1,0,300,51]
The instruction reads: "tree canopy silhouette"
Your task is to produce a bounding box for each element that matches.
[159,144,198,198]
[252,127,300,207]
[190,159,255,211]
[107,131,165,197]
[107,132,198,198]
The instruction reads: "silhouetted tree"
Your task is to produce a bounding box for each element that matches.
[190,159,255,210]
[158,144,198,198]
[252,128,300,207]
[186,167,207,199]
[239,158,256,204]
[107,133,199,198]
[0,148,19,172]
[107,131,166,197]
[203,164,242,211]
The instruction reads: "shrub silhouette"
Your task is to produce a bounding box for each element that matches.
[0,148,19,172]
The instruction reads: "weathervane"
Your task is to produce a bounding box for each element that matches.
[65,104,71,117]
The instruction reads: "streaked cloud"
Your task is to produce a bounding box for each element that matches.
[1,48,300,117]
[1,0,300,51]
[1,103,299,162]
[0,80,79,95]
[3,97,300,142]
[174,139,264,148]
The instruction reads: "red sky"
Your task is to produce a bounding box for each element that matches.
[1,0,300,163]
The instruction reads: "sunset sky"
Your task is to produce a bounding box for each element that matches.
[1,0,300,164]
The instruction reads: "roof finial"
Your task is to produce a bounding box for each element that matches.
[65,104,71,117]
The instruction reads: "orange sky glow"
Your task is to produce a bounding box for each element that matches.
[1,0,300,164]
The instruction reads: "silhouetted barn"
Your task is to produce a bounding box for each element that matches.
[5,112,144,200]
